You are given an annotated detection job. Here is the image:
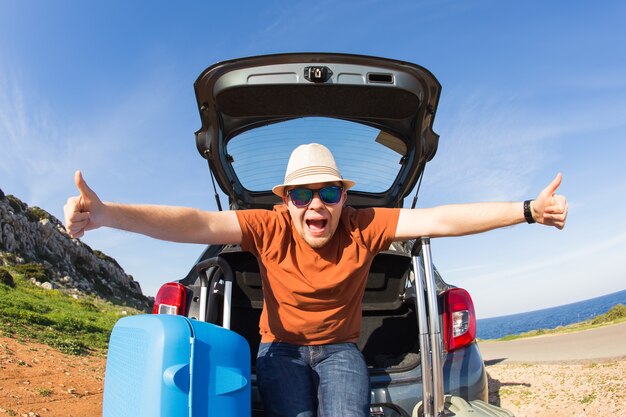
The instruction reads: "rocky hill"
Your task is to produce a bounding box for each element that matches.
[0,188,151,311]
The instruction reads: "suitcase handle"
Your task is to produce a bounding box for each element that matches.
[412,238,445,417]
[195,257,234,329]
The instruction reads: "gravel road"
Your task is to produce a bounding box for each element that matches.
[478,321,626,363]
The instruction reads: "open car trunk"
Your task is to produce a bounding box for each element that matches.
[186,54,444,371]
[179,243,446,374]
[185,52,446,374]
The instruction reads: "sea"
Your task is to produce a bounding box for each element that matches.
[476,289,626,340]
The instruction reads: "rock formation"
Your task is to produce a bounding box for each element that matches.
[0,188,151,311]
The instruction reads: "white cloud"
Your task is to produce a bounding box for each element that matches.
[0,70,87,205]
[423,82,626,207]
[466,231,626,284]
[425,92,553,202]
[0,63,182,215]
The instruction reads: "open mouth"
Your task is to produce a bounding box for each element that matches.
[306,219,328,234]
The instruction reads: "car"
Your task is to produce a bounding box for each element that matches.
[152,52,488,417]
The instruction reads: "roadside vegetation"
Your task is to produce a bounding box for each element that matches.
[492,303,626,342]
[0,264,145,356]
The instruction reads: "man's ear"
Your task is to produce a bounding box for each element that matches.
[282,195,289,205]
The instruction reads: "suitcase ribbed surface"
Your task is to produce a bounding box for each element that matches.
[103,325,150,417]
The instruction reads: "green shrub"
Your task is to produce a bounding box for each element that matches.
[6,195,26,213]
[53,315,100,333]
[93,250,122,269]
[27,206,51,222]
[17,310,55,326]
[37,388,53,397]
[11,262,51,283]
[592,304,626,325]
[49,339,89,356]
[0,252,19,265]
[76,299,100,312]
[0,268,15,288]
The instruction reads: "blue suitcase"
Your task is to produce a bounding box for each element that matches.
[102,314,251,417]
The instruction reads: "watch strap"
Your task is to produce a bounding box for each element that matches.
[524,200,536,224]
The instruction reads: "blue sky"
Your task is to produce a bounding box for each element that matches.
[1,1,625,318]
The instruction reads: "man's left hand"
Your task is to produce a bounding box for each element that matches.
[532,173,568,230]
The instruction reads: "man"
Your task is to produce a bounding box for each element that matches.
[64,143,568,417]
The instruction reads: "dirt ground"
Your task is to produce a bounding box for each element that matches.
[486,359,626,417]
[0,336,106,417]
[1,335,625,417]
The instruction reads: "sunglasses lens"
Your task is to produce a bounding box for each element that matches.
[288,186,343,207]
[319,186,343,205]
[289,188,313,207]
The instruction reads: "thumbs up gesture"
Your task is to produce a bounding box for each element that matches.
[531,173,569,230]
[64,171,104,238]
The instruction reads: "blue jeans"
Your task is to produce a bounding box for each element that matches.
[256,342,370,417]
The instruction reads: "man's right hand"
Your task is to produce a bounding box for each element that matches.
[63,170,243,244]
[64,170,104,238]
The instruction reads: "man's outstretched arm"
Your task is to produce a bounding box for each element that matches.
[394,173,568,240]
[64,170,242,245]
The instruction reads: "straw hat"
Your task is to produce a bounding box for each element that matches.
[272,143,356,197]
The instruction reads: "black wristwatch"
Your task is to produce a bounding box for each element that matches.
[524,200,536,224]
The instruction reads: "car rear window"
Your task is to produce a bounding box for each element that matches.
[226,117,406,194]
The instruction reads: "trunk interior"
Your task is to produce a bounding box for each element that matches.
[193,248,421,373]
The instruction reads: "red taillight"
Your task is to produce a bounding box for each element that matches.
[443,288,476,352]
[152,283,187,315]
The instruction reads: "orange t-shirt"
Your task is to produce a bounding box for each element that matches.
[236,205,400,345]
